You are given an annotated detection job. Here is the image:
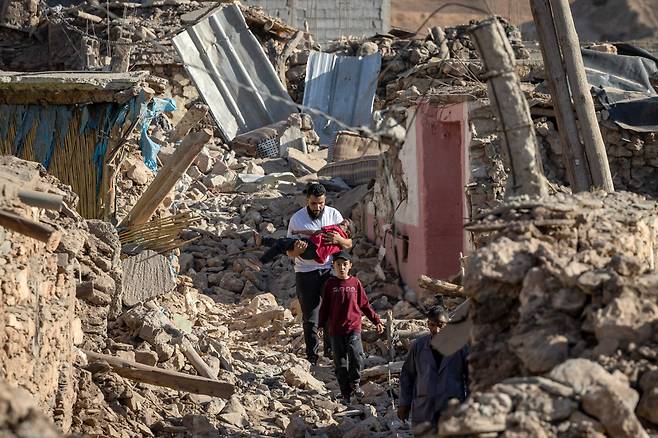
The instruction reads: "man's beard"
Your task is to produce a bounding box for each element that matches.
[307,206,324,219]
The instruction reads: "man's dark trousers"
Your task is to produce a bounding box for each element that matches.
[296,269,331,363]
[331,332,364,397]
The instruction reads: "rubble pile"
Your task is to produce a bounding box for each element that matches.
[0,156,122,431]
[316,17,527,105]
[0,381,63,438]
[0,152,425,438]
[439,191,658,436]
[69,284,426,437]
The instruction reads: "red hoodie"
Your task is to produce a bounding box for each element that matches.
[319,276,382,336]
[309,224,348,263]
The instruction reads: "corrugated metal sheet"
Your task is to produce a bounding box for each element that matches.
[303,51,381,146]
[173,4,297,142]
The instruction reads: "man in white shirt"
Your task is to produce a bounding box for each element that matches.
[287,182,352,365]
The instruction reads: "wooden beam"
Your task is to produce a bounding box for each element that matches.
[0,182,64,211]
[469,19,548,199]
[119,129,212,227]
[82,350,234,398]
[172,337,218,380]
[0,209,61,250]
[550,0,614,192]
[529,0,592,192]
[276,30,305,86]
[168,103,210,143]
[361,361,404,381]
[418,275,465,297]
[18,189,64,211]
[74,9,103,23]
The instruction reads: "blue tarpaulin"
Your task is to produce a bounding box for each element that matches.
[140,97,177,171]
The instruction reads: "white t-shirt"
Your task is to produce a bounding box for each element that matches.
[287,206,344,273]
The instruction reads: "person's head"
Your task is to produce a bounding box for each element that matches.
[338,218,353,237]
[427,306,449,335]
[304,182,326,219]
[332,251,352,279]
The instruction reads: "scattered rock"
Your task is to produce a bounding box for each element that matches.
[283,366,325,392]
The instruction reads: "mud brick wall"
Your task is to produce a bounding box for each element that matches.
[536,117,658,197]
[0,215,77,418]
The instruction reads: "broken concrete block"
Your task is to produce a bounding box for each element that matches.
[248,293,278,314]
[244,309,286,329]
[638,370,658,425]
[76,281,112,307]
[218,272,244,293]
[212,160,229,174]
[121,250,177,307]
[187,165,203,180]
[285,415,308,438]
[244,161,265,176]
[158,145,176,165]
[582,386,649,438]
[195,148,214,174]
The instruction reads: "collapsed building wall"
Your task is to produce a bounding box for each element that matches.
[0,158,78,428]
[0,156,122,432]
[439,191,658,436]
[466,101,658,219]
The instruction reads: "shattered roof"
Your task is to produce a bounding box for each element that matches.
[0,71,154,104]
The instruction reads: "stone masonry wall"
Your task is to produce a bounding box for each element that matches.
[0,157,123,433]
[466,101,658,223]
[0,159,78,427]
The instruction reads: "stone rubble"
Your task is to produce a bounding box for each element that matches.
[438,191,658,436]
[1,123,427,438]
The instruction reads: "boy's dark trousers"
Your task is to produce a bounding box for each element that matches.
[331,331,364,398]
[260,237,318,264]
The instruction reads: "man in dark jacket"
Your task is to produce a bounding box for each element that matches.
[397,306,469,433]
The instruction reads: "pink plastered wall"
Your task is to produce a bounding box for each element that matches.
[368,102,470,294]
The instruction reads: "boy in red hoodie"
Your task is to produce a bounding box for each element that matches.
[319,251,384,404]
